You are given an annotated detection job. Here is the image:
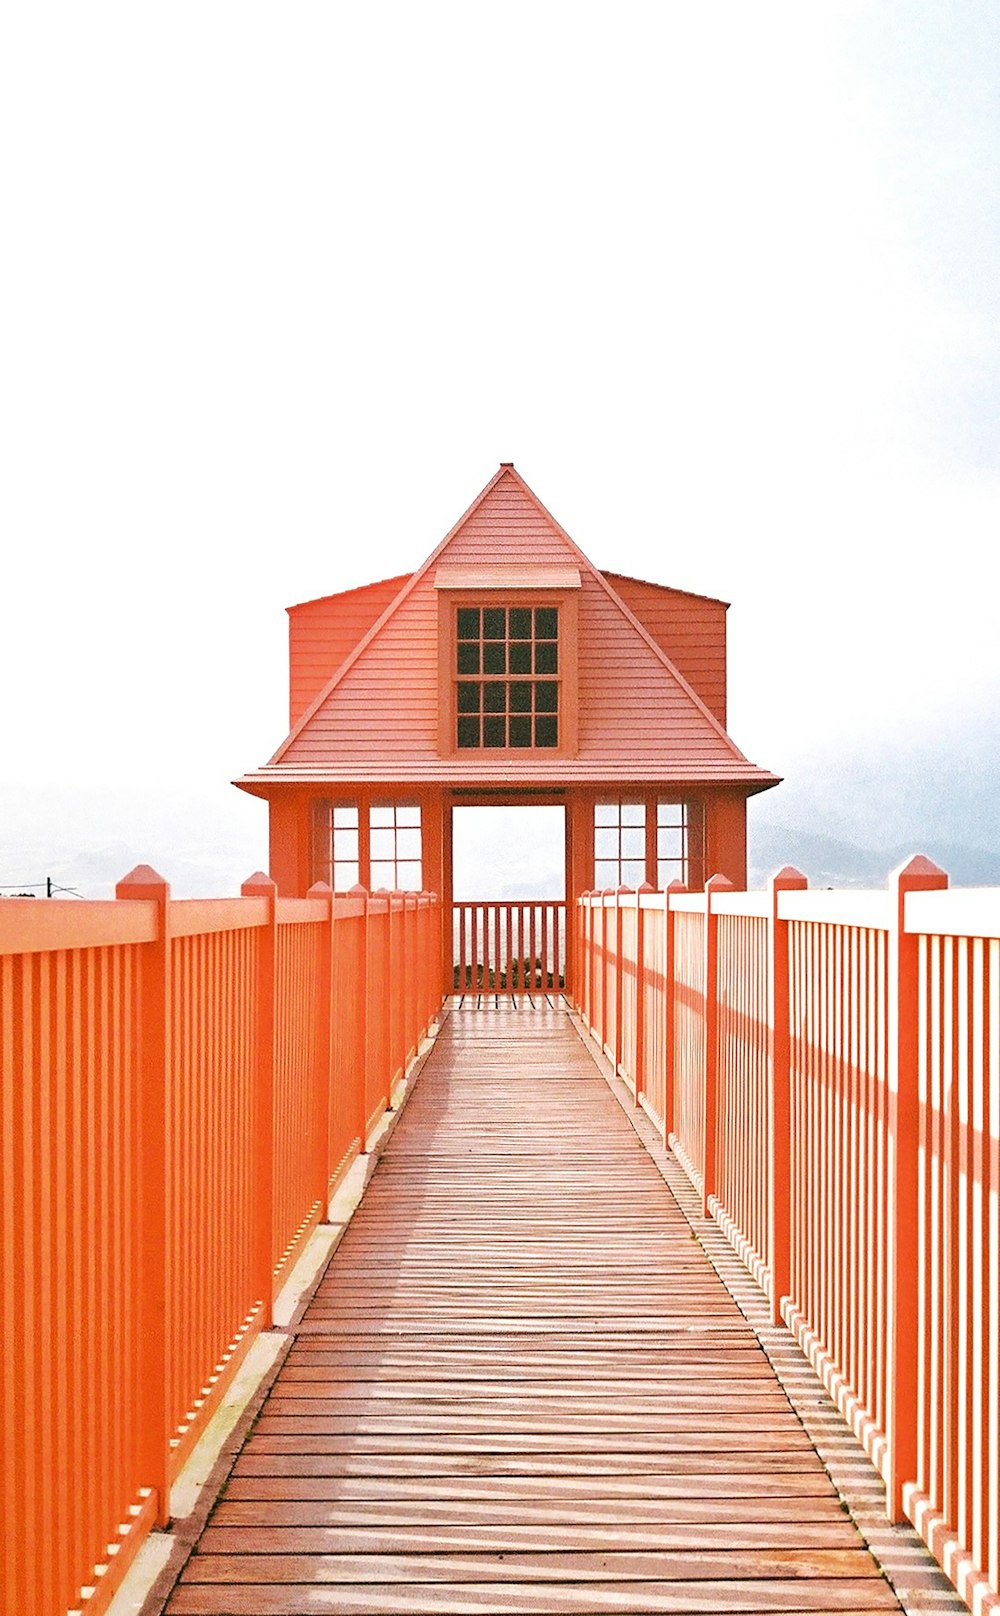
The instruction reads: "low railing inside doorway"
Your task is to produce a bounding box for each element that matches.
[452,899,566,1002]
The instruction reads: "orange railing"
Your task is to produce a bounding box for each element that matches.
[0,869,442,1616]
[575,860,999,1614]
[452,900,566,999]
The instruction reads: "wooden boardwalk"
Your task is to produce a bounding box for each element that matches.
[165,1003,899,1615]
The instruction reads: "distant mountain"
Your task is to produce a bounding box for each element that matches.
[748,820,1000,889]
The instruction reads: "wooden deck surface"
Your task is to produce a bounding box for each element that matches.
[165,1002,899,1615]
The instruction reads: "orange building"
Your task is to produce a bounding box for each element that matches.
[236,464,778,987]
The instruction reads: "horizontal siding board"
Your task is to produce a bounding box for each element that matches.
[288,577,412,725]
[602,574,727,724]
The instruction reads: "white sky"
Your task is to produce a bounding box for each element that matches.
[2,2,998,895]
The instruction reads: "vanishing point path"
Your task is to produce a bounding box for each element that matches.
[165,1003,900,1615]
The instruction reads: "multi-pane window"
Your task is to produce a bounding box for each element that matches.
[594,802,647,889]
[370,803,422,891]
[331,804,359,891]
[657,801,688,887]
[593,799,690,889]
[455,606,559,749]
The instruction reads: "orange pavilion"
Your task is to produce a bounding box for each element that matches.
[236,463,778,991]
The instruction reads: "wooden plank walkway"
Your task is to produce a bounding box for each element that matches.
[165,1002,900,1615]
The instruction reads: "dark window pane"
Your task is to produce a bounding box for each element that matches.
[483,607,506,639]
[483,641,506,675]
[483,716,505,747]
[509,641,531,674]
[509,715,532,747]
[535,641,558,674]
[457,716,480,748]
[483,680,506,714]
[535,607,558,638]
[457,608,480,640]
[510,608,532,639]
[535,681,558,713]
[457,643,480,675]
[535,715,558,747]
[509,682,532,712]
[457,682,481,714]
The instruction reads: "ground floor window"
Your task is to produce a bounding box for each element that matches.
[312,799,422,891]
[594,802,647,889]
[593,798,691,889]
[370,803,422,891]
[656,802,687,887]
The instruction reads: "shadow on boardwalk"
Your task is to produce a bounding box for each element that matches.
[161,1003,923,1615]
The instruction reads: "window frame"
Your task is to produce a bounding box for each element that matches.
[437,588,579,758]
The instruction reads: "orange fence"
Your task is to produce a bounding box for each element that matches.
[452,900,566,998]
[575,860,1000,1614]
[0,869,442,1616]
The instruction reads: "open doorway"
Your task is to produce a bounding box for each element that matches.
[451,806,566,1003]
[452,806,565,901]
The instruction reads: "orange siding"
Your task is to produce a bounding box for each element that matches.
[270,473,762,786]
[288,575,411,727]
[604,572,728,725]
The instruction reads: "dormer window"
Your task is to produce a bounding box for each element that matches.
[435,564,580,758]
[455,606,559,749]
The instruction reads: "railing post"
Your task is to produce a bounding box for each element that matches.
[598,892,608,1052]
[241,872,277,1315]
[663,880,685,1142]
[308,880,334,1215]
[587,895,597,1032]
[115,864,171,1528]
[702,873,734,1218]
[349,885,372,1145]
[634,883,654,1107]
[613,885,629,1076]
[767,866,808,1327]
[885,853,948,1520]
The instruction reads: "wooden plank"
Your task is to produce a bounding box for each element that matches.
[164,1007,899,1616]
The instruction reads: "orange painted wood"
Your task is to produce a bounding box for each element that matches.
[0,872,444,1616]
[577,867,1000,1611]
[288,574,412,727]
[239,465,777,794]
[604,571,728,725]
[164,1006,891,1616]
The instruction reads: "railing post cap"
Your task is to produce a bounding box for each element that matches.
[307,879,333,896]
[891,853,948,886]
[616,883,632,895]
[705,873,735,891]
[637,881,655,894]
[116,863,170,898]
[769,865,808,890]
[348,882,370,897]
[666,878,687,894]
[241,871,277,897]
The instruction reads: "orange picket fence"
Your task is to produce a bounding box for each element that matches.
[0,869,442,1616]
[575,860,1000,1614]
[451,900,566,999]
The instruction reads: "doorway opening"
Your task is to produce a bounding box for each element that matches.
[451,806,566,1007]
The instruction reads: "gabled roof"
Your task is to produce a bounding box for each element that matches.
[236,464,779,794]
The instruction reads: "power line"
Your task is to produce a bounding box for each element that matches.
[0,878,84,897]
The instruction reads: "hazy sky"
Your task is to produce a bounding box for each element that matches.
[2,2,998,895]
